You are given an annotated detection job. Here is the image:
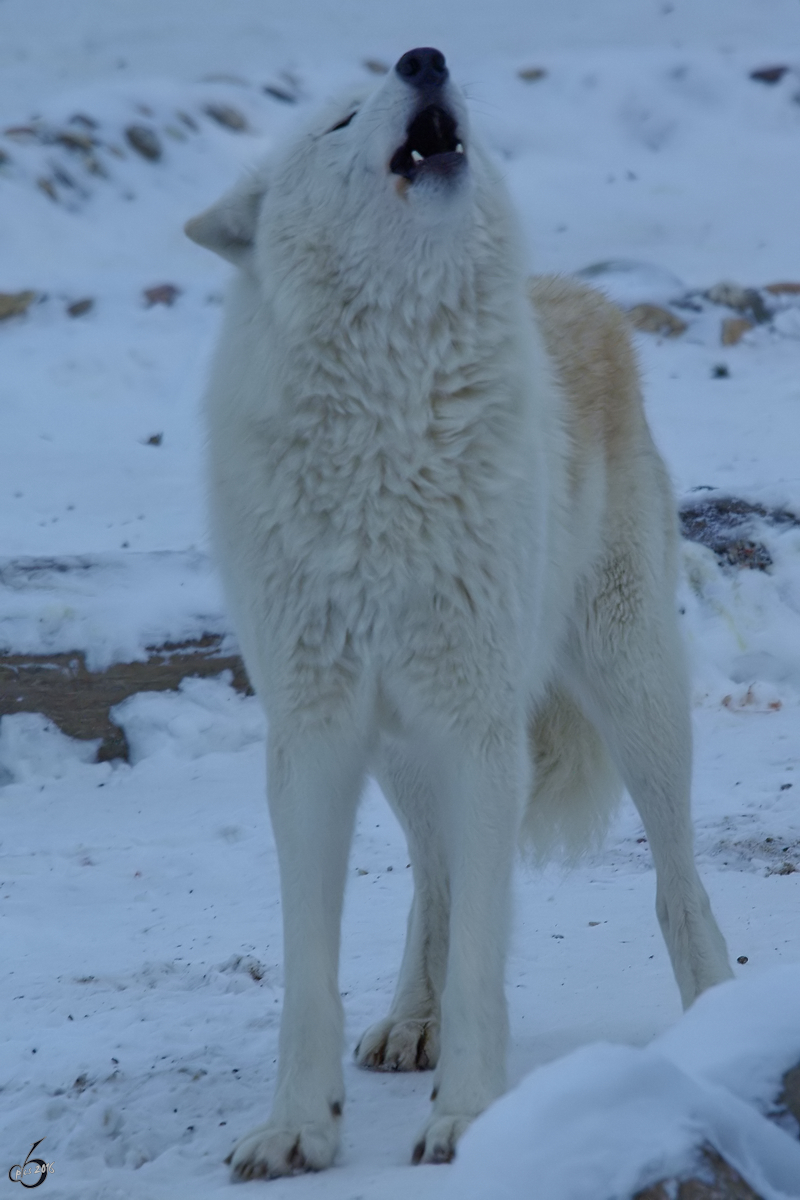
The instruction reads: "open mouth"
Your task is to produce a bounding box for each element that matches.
[389,105,466,182]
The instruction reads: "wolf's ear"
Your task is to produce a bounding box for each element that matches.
[184,175,266,267]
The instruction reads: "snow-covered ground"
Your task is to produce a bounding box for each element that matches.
[2,2,800,1196]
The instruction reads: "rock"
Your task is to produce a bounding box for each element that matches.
[363,59,390,75]
[679,495,800,571]
[0,290,36,319]
[705,282,749,309]
[143,283,180,307]
[3,124,39,141]
[750,65,790,84]
[634,1146,762,1199]
[682,496,767,554]
[705,282,770,324]
[145,433,163,446]
[712,364,729,378]
[627,304,687,337]
[66,297,94,317]
[125,124,162,161]
[204,104,248,131]
[55,130,95,152]
[37,176,58,201]
[764,281,800,295]
[723,541,773,570]
[263,84,297,103]
[778,1062,800,1130]
[67,113,98,129]
[721,316,754,346]
[518,67,547,82]
[82,154,106,177]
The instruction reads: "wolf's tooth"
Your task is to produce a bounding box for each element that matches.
[455,143,464,154]
[411,149,424,164]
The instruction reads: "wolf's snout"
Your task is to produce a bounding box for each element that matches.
[395,48,448,89]
[389,49,465,186]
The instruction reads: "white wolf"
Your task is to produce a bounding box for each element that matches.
[186,47,732,1180]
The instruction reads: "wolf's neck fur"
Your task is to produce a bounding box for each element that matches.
[259,199,529,424]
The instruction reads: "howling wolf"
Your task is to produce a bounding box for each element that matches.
[186,46,732,1180]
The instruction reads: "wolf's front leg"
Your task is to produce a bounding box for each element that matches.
[411,729,525,1165]
[228,722,366,1181]
[355,742,450,1073]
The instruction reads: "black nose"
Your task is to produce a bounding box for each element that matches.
[395,47,448,89]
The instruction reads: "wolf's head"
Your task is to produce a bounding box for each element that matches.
[186,48,517,295]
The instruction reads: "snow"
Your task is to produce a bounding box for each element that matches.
[0,552,230,670]
[449,973,800,1200]
[2,2,800,1197]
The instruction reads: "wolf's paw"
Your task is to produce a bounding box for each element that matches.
[411,1112,474,1164]
[226,1115,340,1181]
[355,1016,440,1071]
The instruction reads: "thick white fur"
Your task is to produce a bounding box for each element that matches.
[187,61,733,1181]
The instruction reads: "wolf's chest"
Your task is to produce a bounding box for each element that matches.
[267,410,474,580]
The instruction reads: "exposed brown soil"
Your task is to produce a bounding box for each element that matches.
[0,635,250,762]
[634,1146,763,1199]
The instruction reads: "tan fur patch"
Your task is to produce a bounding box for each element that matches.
[530,276,644,494]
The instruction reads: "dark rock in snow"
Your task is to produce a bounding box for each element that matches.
[204,104,248,131]
[263,84,297,103]
[750,65,790,85]
[56,130,95,152]
[704,282,770,324]
[143,283,180,307]
[0,290,36,319]
[125,124,162,160]
[777,1062,800,1132]
[680,495,800,572]
[37,176,58,200]
[66,298,94,317]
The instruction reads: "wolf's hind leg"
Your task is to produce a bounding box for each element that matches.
[567,555,733,1008]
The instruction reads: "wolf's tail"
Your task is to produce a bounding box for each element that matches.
[520,684,624,864]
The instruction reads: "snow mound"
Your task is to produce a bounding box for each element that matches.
[112,673,265,764]
[0,711,100,785]
[447,968,800,1200]
[576,259,686,308]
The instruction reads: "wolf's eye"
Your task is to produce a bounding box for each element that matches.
[326,111,357,133]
